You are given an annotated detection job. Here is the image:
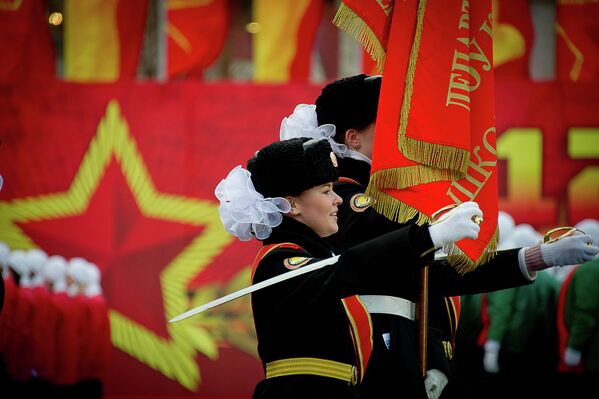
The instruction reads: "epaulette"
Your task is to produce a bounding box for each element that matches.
[250,242,302,280]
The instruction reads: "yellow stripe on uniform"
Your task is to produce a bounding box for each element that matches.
[266,357,358,385]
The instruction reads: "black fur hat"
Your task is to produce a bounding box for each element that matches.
[315,74,382,144]
[247,138,339,198]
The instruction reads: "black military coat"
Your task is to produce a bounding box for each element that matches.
[251,216,435,399]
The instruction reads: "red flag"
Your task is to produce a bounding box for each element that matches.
[253,0,324,82]
[362,49,378,75]
[332,0,393,71]
[0,0,56,83]
[335,0,498,271]
[64,0,148,82]
[556,0,599,81]
[117,0,150,79]
[493,0,534,78]
[167,0,230,79]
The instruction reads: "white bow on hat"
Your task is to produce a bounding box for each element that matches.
[280,104,348,158]
[215,166,291,241]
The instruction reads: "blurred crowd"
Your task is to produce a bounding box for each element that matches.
[0,244,110,399]
[454,215,599,398]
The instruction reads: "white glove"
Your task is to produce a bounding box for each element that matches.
[428,201,483,248]
[541,233,598,267]
[483,340,500,374]
[424,368,448,399]
[564,347,582,367]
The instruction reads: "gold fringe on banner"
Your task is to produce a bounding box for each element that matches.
[332,2,387,73]
[397,0,470,176]
[368,166,461,194]
[400,137,471,176]
[365,182,430,226]
[444,229,499,274]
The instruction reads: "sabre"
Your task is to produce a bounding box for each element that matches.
[169,255,340,323]
[168,250,450,323]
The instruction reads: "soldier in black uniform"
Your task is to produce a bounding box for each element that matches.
[215,137,488,399]
[277,74,598,399]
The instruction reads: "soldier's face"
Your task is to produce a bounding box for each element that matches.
[288,183,342,237]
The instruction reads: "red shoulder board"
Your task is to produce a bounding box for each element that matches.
[250,242,302,280]
[341,296,373,383]
[337,176,360,185]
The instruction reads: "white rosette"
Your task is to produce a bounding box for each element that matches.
[215,166,291,241]
[280,104,348,157]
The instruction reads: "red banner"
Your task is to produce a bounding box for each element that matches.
[0,80,597,397]
[556,0,599,81]
[494,80,599,228]
[0,0,55,83]
[492,0,534,78]
[337,0,498,271]
[167,0,230,79]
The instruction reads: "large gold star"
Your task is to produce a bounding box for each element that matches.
[0,100,235,390]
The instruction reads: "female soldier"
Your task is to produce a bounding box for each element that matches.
[215,137,484,399]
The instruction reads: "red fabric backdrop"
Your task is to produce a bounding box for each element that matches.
[0,80,597,397]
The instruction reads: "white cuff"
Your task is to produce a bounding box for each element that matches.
[518,248,537,281]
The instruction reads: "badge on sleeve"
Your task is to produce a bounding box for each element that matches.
[283,257,311,270]
[350,193,371,212]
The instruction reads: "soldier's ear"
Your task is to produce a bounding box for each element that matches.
[286,196,300,216]
[345,129,361,150]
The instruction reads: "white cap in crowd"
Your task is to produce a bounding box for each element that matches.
[575,219,599,258]
[497,211,516,250]
[44,255,68,293]
[66,257,90,297]
[84,262,103,297]
[27,248,48,287]
[502,223,542,249]
[8,249,31,286]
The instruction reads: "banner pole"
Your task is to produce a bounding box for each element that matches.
[418,265,429,377]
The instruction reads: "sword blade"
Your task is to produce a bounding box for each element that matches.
[169,255,340,323]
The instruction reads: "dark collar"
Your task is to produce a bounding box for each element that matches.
[338,157,371,187]
[264,217,338,258]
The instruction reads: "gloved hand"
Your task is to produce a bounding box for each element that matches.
[524,233,598,271]
[483,340,500,374]
[428,201,483,248]
[424,368,448,399]
[564,347,582,367]
[541,233,598,266]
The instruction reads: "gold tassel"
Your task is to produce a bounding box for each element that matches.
[444,229,499,274]
[333,2,387,73]
[368,166,461,193]
[365,184,430,226]
[400,137,471,176]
